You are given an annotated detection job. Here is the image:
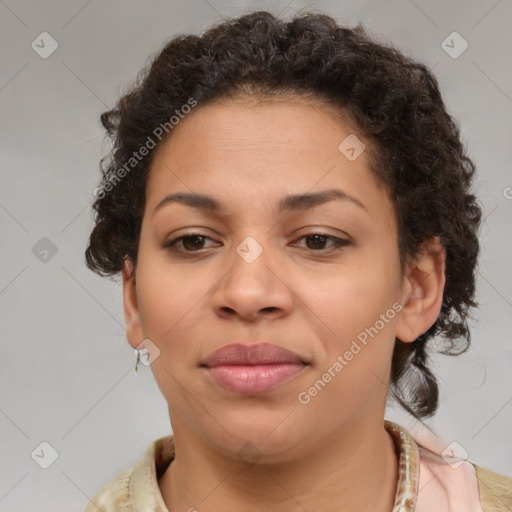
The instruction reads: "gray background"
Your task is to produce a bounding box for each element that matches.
[1,0,511,509]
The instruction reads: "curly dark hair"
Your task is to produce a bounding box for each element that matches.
[85,10,482,421]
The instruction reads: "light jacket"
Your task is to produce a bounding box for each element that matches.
[84,421,512,511]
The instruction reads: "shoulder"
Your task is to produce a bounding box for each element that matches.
[83,435,175,512]
[398,421,511,512]
[472,463,512,512]
[416,443,512,512]
[84,467,134,512]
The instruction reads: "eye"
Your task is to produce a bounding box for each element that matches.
[293,233,351,252]
[162,233,217,253]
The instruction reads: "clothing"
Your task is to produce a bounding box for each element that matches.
[84,421,512,511]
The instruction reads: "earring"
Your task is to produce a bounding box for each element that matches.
[134,350,141,372]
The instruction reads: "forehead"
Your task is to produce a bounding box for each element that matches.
[153,95,361,161]
[145,96,392,220]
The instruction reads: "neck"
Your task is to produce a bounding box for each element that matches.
[159,417,398,512]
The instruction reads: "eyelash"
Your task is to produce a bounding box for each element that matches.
[162,231,351,255]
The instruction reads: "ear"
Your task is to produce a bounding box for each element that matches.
[122,258,145,349]
[396,236,446,343]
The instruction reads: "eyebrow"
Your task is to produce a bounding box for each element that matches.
[152,188,369,217]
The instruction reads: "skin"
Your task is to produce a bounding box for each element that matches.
[122,95,446,512]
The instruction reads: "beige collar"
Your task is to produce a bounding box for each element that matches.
[128,420,419,512]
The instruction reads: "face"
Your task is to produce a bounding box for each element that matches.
[123,95,442,462]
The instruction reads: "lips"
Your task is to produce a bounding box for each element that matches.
[202,343,306,367]
[202,343,309,394]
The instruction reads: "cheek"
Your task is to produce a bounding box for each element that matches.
[313,266,396,336]
[135,245,209,341]
[135,264,207,404]
[305,248,401,385]
[300,275,399,420]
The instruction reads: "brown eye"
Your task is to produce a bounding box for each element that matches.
[163,233,216,253]
[305,234,330,250]
[180,235,207,251]
[295,233,351,252]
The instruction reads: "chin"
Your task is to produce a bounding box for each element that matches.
[208,409,306,458]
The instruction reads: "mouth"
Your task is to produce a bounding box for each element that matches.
[201,343,310,394]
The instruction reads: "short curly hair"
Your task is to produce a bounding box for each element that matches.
[85,10,482,421]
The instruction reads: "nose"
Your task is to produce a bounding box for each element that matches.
[211,237,294,322]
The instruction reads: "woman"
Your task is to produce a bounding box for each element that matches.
[84,10,511,512]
